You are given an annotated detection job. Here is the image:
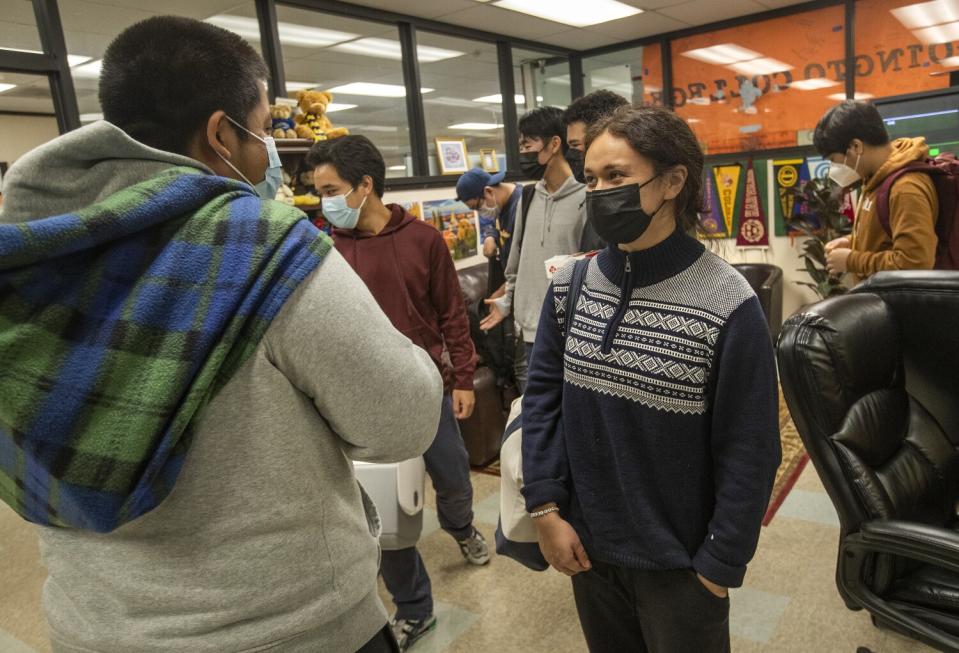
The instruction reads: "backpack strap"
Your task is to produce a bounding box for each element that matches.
[875,161,938,236]
[563,258,589,345]
[517,184,537,255]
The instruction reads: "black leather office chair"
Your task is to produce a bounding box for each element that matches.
[732,263,783,342]
[778,271,959,652]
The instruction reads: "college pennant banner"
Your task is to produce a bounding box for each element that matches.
[737,159,769,248]
[712,164,742,238]
[773,159,804,231]
[698,170,725,238]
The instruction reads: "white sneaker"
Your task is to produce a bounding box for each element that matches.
[457,527,491,566]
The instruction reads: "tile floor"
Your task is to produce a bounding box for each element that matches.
[0,464,939,652]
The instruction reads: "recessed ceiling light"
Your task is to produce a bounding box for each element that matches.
[286,81,319,92]
[491,0,641,27]
[327,82,432,97]
[388,165,407,171]
[891,0,959,30]
[681,43,761,65]
[728,57,794,76]
[912,20,959,43]
[790,78,840,90]
[325,103,357,113]
[828,92,875,101]
[205,15,357,48]
[939,55,959,67]
[0,83,17,93]
[71,59,102,79]
[332,37,464,63]
[473,93,542,104]
[449,122,504,130]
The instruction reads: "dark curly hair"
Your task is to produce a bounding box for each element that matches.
[563,90,629,127]
[586,106,705,233]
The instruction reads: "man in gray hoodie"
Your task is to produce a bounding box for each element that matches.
[481,107,588,390]
[0,16,441,653]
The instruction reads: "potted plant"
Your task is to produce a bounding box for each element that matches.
[786,177,853,300]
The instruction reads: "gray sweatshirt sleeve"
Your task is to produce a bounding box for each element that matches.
[500,202,524,314]
[265,248,443,462]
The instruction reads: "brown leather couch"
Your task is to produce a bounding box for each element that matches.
[457,262,510,466]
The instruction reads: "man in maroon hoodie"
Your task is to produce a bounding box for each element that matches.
[306,135,488,651]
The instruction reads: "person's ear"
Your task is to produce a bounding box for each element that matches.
[551,135,563,156]
[205,110,233,160]
[361,175,375,198]
[848,139,864,158]
[661,165,688,202]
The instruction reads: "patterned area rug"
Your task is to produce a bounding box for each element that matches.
[476,387,809,527]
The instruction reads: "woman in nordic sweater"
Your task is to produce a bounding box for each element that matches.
[522,105,782,652]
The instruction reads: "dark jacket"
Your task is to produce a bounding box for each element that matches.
[334,203,477,392]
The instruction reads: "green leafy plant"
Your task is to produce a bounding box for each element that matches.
[785,177,853,300]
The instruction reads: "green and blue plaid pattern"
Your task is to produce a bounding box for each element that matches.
[0,166,331,532]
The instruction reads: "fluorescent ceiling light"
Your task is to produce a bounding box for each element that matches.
[728,57,794,76]
[3,48,90,67]
[80,112,103,122]
[332,37,464,63]
[681,43,761,65]
[473,93,542,104]
[71,59,102,79]
[828,92,875,101]
[891,0,959,29]
[327,82,432,97]
[912,20,959,42]
[491,0,641,27]
[286,81,319,92]
[790,77,840,90]
[0,83,16,93]
[388,165,407,171]
[687,118,702,124]
[449,122,504,130]
[325,103,357,113]
[205,15,357,48]
[940,55,959,67]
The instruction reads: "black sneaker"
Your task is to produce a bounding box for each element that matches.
[457,527,491,566]
[390,615,437,651]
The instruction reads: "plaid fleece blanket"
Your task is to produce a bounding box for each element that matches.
[0,167,331,532]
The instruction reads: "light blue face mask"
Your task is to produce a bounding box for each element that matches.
[322,188,367,229]
[218,116,283,200]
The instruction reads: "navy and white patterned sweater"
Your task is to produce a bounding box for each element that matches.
[521,229,781,588]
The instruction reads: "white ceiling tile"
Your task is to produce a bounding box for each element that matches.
[345,0,478,19]
[658,0,768,27]
[587,11,690,39]
[619,0,697,8]
[755,0,810,8]
[540,29,621,50]
[436,5,573,38]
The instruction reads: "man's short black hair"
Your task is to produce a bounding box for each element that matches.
[519,106,568,153]
[563,90,629,127]
[813,100,890,157]
[305,135,386,198]
[99,16,269,155]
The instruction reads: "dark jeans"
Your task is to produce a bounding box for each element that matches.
[571,561,731,653]
[355,625,400,653]
[380,394,475,621]
[515,337,533,393]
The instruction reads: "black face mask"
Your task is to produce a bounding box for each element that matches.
[585,176,663,245]
[566,148,586,184]
[520,151,547,180]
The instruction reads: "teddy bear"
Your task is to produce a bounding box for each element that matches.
[270,104,297,139]
[294,90,350,141]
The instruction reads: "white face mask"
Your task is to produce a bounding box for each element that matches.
[479,199,500,220]
[829,152,862,189]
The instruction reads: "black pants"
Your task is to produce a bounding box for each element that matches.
[571,561,731,653]
[355,625,400,653]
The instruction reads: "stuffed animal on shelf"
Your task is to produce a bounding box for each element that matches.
[274,169,295,206]
[290,164,321,209]
[270,104,297,139]
[294,90,350,141]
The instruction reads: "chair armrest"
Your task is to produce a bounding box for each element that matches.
[838,520,959,651]
[760,266,783,293]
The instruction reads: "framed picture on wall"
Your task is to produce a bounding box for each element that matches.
[480,148,499,173]
[435,138,469,175]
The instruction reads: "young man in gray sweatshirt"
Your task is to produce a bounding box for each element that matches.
[481,107,588,390]
[0,17,441,653]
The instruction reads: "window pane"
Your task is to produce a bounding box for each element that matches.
[274,6,412,178]
[58,1,260,124]
[512,47,571,112]
[0,0,42,52]
[583,44,663,107]
[855,0,956,100]
[0,73,58,164]
[671,5,845,155]
[419,32,504,176]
